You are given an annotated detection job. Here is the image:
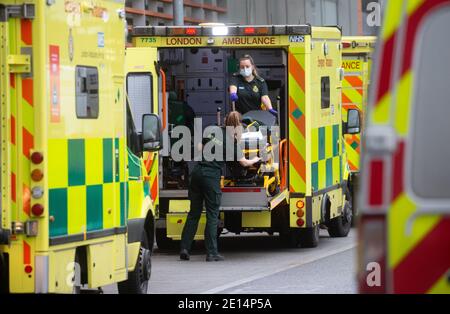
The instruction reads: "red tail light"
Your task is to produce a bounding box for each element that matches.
[31,152,43,164]
[31,204,44,216]
[24,265,33,274]
[296,218,305,227]
[358,214,387,293]
[342,42,351,48]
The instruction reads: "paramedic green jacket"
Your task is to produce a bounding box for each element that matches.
[180,129,244,256]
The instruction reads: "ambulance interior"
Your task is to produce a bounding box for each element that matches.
[159,48,288,194]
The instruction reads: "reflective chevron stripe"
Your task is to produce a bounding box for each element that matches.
[369,0,450,294]
[288,50,306,193]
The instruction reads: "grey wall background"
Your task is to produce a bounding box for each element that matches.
[225,0,379,36]
[125,0,382,36]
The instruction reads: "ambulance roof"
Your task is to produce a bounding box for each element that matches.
[132,24,342,38]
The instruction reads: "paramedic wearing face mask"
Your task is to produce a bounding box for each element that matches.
[229,54,278,116]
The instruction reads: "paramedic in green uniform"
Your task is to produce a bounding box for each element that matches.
[229,54,278,116]
[180,112,260,262]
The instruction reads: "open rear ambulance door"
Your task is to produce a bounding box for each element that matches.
[0,3,36,293]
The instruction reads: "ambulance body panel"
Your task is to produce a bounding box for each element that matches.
[341,36,376,221]
[359,0,450,293]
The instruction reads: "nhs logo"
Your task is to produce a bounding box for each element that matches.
[289,35,305,43]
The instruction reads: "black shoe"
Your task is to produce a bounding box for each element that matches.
[180,249,190,261]
[206,254,225,262]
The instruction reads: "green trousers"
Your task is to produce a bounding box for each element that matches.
[180,164,222,256]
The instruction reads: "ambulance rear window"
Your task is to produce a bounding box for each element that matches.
[75,66,99,119]
[410,7,450,199]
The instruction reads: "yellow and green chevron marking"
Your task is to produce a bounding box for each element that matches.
[311,125,341,192]
[47,138,141,238]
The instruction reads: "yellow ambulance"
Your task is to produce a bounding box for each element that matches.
[132,24,361,249]
[0,1,161,293]
[358,0,450,293]
[341,36,376,222]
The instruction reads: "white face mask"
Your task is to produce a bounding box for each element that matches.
[240,67,253,78]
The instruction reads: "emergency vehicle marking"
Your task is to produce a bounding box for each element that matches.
[361,0,450,294]
[317,58,333,68]
[50,45,61,123]
[311,125,341,191]
[342,60,362,71]
[48,138,131,237]
[20,17,34,226]
[288,52,306,192]
[166,37,202,46]
[390,0,450,294]
[342,60,365,172]
[289,35,305,43]
[221,37,277,46]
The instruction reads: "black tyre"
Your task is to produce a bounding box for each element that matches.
[118,246,151,294]
[327,200,352,238]
[0,254,9,294]
[156,228,175,250]
[298,225,320,248]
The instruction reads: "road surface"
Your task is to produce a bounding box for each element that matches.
[103,229,357,294]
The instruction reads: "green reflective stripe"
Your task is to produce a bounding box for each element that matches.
[103,138,113,183]
[326,158,333,187]
[86,185,103,231]
[311,162,318,192]
[120,182,128,226]
[144,181,150,197]
[333,124,339,157]
[49,188,68,237]
[68,139,85,186]
[127,147,141,179]
[319,127,325,160]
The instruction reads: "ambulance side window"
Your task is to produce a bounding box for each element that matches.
[321,76,330,109]
[410,7,450,199]
[126,73,153,155]
[127,73,153,133]
[76,66,99,119]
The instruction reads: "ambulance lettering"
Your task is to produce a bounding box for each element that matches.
[318,58,334,68]
[289,35,305,43]
[221,37,277,46]
[342,60,362,71]
[166,37,202,46]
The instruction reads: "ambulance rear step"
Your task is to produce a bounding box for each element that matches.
[161,188,288,212]
[160,189,189,199]
[220,187,287,212]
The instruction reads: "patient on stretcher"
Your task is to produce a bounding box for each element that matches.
[224,110,280,195]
